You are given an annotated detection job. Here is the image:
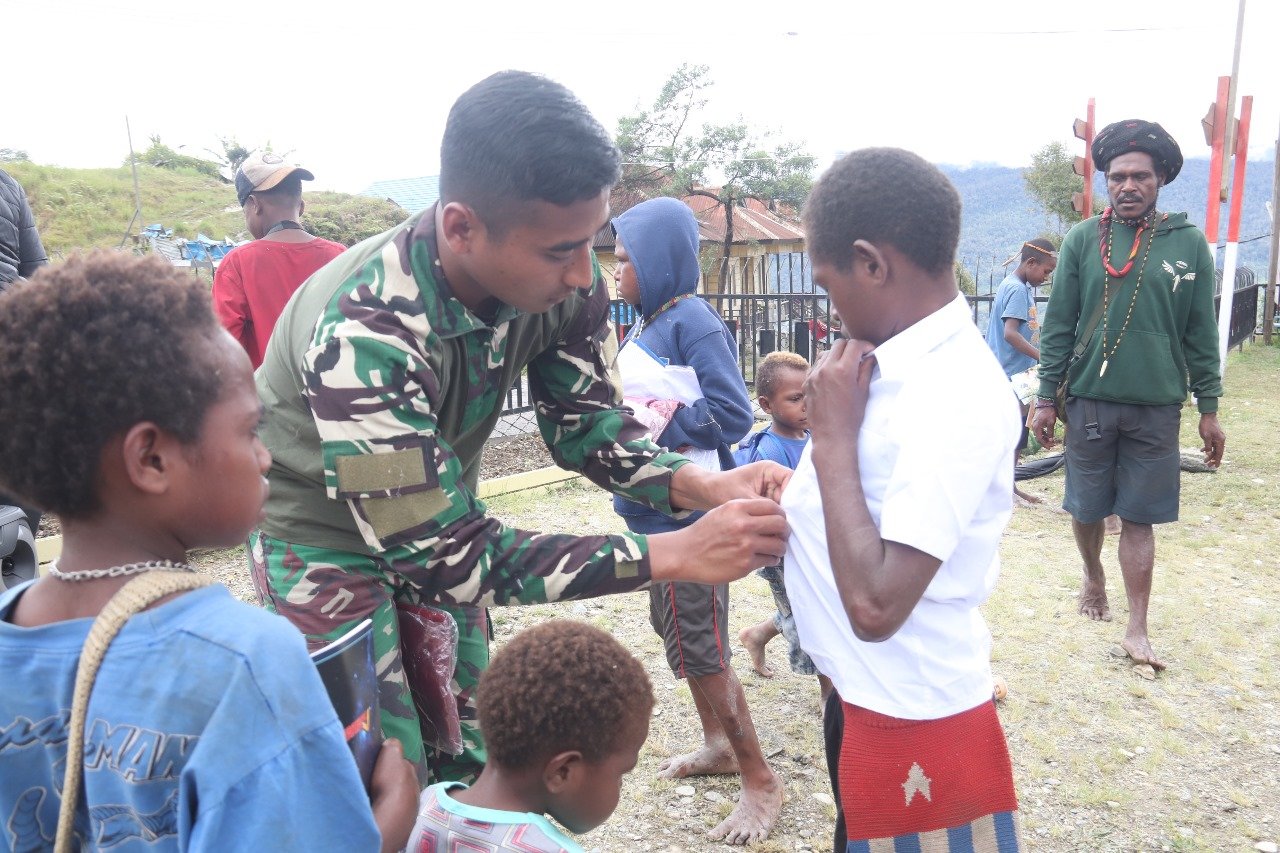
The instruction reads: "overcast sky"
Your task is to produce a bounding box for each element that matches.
[9,0,1277,194]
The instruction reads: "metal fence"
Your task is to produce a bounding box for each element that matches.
[495,279,1269,437]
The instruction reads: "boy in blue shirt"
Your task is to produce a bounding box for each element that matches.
[0,253,417,852]
[985,239,1057,503]
[736,352,832,702]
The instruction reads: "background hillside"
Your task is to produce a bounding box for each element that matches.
[2,161,405,257]
[3,157,1274,286]
[945,157,1276,292]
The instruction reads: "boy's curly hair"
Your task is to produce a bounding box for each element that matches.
[479,620,654,769]
[0,251,225,518]
[755,350,809,399]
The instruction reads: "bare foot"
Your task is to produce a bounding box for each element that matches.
[1104,514,1122,535]
[1014,487,1044,505]
[1077,580,1112,621]
[657,743,739,779]
[738,623,775,678]
[708,772,783,846]
[1122,635,1166,671]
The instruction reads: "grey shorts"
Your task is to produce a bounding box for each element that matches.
[1063,398,1182,524]
[648,581,731,678]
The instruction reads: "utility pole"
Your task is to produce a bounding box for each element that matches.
[120,117,143,249]
[1221,0,1247,195]
[1265,129,1279,346]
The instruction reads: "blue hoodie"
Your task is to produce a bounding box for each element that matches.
[611,197,752,533]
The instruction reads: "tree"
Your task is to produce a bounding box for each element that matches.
[0,149,29,163]
[127,135,225,182]
[615,64,815,290]
[204,137,255,180]
[1023,142,1102,236]
[954,260,976,296]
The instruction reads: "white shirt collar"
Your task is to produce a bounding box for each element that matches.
[871,293,972,382]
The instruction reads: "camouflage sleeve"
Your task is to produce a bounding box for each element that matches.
[528,267,691,516]
[301,243,651,607]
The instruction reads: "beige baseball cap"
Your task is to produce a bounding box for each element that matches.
[235,151,315,205]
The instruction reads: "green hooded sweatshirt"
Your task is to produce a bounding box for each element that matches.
[1037,211,1222,413]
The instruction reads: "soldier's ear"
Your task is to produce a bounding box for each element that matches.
[440,202,482,255]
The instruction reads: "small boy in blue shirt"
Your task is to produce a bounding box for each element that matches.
[736,352,832,701]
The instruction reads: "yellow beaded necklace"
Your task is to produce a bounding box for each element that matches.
[1098,209,1162,378]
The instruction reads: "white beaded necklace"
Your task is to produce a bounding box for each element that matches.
[47,559,195,582]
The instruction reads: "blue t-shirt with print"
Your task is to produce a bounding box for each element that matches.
[0,581,380,852]
[984,272,1038,377]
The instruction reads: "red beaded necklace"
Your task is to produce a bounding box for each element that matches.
[1097,206,1153,277]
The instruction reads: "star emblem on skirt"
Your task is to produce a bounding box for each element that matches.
[902,762,933,806]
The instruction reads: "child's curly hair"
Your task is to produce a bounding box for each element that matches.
[479,620,654,769]
[0,251,225,518]
[755,350,809,399]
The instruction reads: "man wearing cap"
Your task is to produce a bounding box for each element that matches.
[212,152,345,368]
[1031,120,1225,671]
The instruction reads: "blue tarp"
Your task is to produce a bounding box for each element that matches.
[182,233,235,262]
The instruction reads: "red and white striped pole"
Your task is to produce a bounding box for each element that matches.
[1204,76,1231,248]
[1217,95,1253,372]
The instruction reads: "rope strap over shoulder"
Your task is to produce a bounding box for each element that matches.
[55,572,215,853]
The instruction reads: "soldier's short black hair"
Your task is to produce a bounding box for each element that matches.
[479,620,654,769]
[804,148,961,275]
[755,350,809,399]
[0,252,225,518]
[439,71,621,233]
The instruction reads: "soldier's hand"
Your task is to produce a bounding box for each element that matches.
[370,739,419,853]
[716,460,793,504]
[649,498,789,584]
[669,460,793,509]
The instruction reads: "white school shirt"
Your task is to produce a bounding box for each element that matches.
[783,294,1019,720]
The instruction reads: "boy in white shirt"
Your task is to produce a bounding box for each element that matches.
[787,148,1024,851]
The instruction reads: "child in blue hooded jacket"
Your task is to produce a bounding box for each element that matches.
[611,197,782,845]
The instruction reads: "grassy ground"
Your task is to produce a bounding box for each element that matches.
[199,342,1280,851]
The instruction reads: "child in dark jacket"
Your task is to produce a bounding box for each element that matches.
[611,197,781,845]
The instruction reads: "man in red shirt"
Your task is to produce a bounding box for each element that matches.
[213,152,346,367]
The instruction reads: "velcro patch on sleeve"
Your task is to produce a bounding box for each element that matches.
[333,444,439,500]
[361,490,455,543]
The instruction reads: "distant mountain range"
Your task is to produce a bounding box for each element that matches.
[942,158,1276,292]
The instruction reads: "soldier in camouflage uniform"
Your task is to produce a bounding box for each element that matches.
[249,71,790,784]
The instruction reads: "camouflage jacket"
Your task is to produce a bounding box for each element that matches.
[256,207,690,606]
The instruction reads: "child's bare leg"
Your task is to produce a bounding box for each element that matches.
[738,618,780,677]
[661,669,783,845]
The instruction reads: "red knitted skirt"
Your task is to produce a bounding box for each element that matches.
[839,699,1022,852]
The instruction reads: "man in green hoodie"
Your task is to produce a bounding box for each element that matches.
[1031,120,1225,672]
